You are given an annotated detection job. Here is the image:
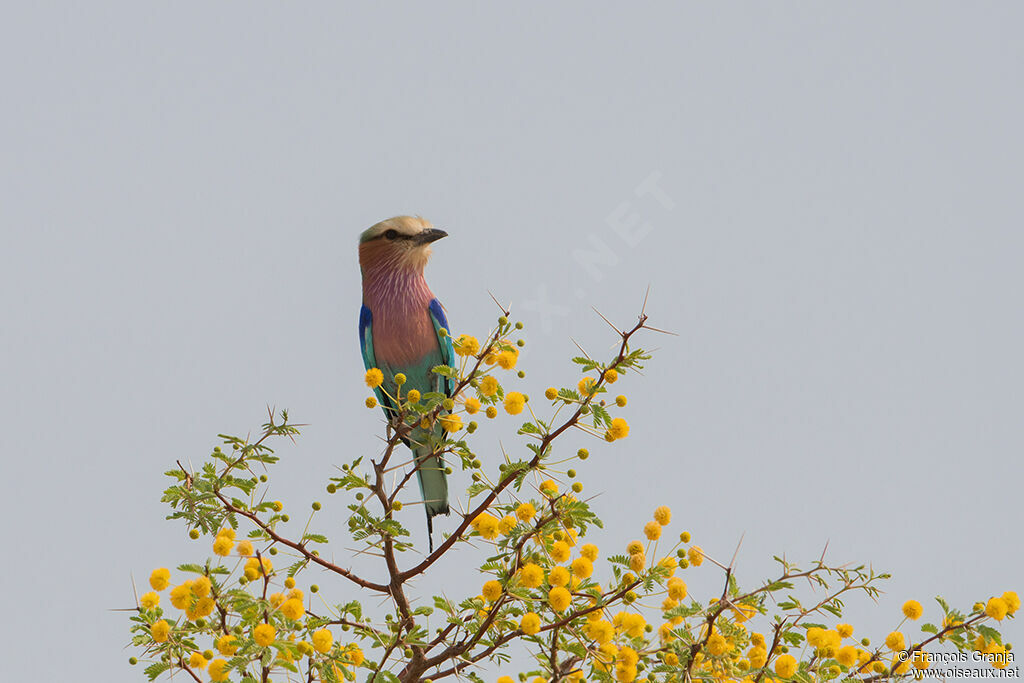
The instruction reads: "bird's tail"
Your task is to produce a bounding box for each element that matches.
[414,445,449,552]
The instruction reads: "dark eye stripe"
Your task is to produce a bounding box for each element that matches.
[380,229,413,241]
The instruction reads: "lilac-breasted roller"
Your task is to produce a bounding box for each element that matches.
[358,216,455,550]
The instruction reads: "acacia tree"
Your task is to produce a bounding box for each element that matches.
[127,307,1017,683]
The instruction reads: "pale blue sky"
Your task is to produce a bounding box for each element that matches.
[2,3,1021,681]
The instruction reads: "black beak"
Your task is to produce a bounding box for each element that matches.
[415,228,448,245]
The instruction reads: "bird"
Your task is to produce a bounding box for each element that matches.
[357,216,455,551]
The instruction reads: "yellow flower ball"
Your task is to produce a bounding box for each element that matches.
[498,514,517,535]
[578,377,597,395]
[807,627,826,647]
[191,576,211,597]
[394,373,406,385]
[280,598,305,620]
[482,580,502,602]
[188,651,207,670]
[687,545,704,566]
[365,396,377,409]
[253,623,276,647]
[628,553,646,572]
[149,568,171,591]
[544,387,558,400]
[774,653,797,678]
[615,395,627,407]
[439,413,463,432]
[406,389,421,403]
[216,634,238,656]
[986,597,1009,621]
[186,596,215,620]
[837,623,854,638]
[1003,591,1021,614]
[497,677,515,683]
[208,659,229,682]
[653,505,671,525]
[586,619,615,645]
[551,540,571,563]
[518,563,544,589]
[520,612,541,635]
[581,543,599,561]
[504,391,526,415]
[643,521,662,540]
[540,479,558,496]
[139,592,160,609]
[455,335,479,357]
[485,405,498,418]
[549,566,570,587]
[836,645,857,667]
[312,628,333,654]
[748,646,768,669]
[465,397,481,414]
[571,557,594,579]
[608,417,630,440]
[213,535,233,557]
[150,619,170,643]
[344,646,365,666]
[479,375,499,397]
[233,540,253,558]
[170,582,193,609]
[667,577,687,601]
[472,513,500,540]
[614,612,646,638]
[603,368,618,383]
[549,586,572,612]
[903,599,923,620]
[496,350,518,370]
[515,502,536,522]
[365,368,384,389]
[885,631,905,651]
[626,540,644,555]
[707,633,728,656]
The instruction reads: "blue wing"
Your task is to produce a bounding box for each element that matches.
[428,298,456,397]
[358,304,395,413]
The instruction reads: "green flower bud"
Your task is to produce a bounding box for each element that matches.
[312,501,322,511]
[577,448,589,460]
[189,529,200,540]
[567,469,577,478]
[327,484,337,494]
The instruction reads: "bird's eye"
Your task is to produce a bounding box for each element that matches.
[384,229,398,240]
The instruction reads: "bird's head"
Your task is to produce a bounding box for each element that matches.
[358,215,448,273]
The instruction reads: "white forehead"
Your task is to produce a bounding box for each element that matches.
[361,215,433,241]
